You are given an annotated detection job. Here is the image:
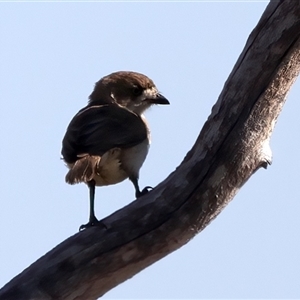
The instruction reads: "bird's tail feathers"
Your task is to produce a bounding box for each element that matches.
[65,154,100,184]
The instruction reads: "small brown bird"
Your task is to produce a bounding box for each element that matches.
[61,71,169,230]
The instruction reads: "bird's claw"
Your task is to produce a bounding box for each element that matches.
[142,186,153,194]
[79,217,106,231]
[136,186,153,198]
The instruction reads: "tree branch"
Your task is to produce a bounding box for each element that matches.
[1,1,300,299]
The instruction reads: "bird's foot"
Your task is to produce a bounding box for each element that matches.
[136,186,153,198]
[79,216,106,231]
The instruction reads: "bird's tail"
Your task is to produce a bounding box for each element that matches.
[65,154,100,184]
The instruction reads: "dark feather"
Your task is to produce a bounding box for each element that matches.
[61,104,147,164]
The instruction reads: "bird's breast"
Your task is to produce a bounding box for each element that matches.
[120,138,150,179]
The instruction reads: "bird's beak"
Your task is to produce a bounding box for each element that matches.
[145,93,170,105]
[142,87,170,105]
[151,93,170,105]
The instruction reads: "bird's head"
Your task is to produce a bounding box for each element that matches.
[88,71,169,114]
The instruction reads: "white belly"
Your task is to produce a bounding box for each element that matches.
[121,139,150,179]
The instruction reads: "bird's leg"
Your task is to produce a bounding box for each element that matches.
[130,176,153,198]
[79,180,100,231]
[88,180,98,224]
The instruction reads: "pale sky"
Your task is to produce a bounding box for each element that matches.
[1,1,299,299]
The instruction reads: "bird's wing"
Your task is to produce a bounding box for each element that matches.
[62,104,148,163]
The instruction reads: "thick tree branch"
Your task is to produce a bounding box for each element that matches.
[1,1,300,299]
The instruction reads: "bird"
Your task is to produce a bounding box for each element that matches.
[61,71,170,230]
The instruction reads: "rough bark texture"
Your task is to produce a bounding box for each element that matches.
[1,1,300,299]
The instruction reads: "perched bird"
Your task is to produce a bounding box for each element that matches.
[61,71,169,230]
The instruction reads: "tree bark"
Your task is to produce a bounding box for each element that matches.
[1,1,300,299]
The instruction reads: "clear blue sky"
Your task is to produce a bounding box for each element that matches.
[1,1,299,299]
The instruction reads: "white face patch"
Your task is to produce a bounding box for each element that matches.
[128,87,158,114]
[112,93,132,108]
[110,93,116,101]
[112,88,157,115]
[142,87,158,100]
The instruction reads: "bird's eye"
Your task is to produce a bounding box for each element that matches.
[132,86,142,96]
